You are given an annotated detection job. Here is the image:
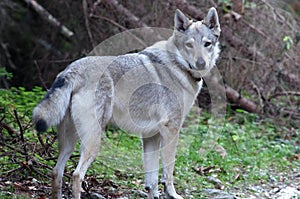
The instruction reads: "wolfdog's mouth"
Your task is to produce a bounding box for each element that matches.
[189,62,208,72]
[188,63,195,70]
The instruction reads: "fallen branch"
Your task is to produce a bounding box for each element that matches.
[2,166,24,175]
[23,0,74,38]
[279,108,300,120]
[250,80,265,110]
[278,70,300,90]
[100,0,163,41]
[0,140,28,156]
[224,85,260,114]
[102,0,148,28]
[269,91,300,100]
[169,0,206,20]
[90,14,147,48]
[0,122,20,136]
[13,110,28,160]
[241,19,267,38]
[37,133,47,154]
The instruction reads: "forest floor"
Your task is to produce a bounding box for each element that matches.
[0,108,299,199]
[1,168,300,199]
[0,170,300,199]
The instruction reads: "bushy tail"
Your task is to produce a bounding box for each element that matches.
[32,74,73,133]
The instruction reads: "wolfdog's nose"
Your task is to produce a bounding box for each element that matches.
[196,57,206,70]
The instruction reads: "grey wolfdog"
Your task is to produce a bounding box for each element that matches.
[32,7,221,199]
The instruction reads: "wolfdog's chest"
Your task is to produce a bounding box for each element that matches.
[103,53,201,134]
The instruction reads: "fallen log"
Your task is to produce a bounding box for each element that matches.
[23,0,74,38]
[224,85,260,114]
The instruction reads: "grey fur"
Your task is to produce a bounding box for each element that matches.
[32,7,221,199]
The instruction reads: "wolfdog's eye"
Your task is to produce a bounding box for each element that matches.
[185,42,193,48]
[204,42,212,47]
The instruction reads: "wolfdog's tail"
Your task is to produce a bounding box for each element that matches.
[32,56,92,133]
[32,71,74,133]
[32,56,107,133]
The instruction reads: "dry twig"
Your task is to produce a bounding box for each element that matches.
[34,60,48,90]
[13,110,28,159]
[269,91,300,100]
[83,0,96,47]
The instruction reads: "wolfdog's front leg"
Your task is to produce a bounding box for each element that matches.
[160,124,183,199]
[142,133,160,199]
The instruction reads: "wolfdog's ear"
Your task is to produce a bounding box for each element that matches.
[174,9,191,32]
[204,7,221,37]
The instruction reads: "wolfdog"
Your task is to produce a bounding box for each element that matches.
[32,7,220,199]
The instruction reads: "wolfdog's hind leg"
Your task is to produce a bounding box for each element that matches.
[71,116,102,199]
[142,133,160,198]
[160,124,183,199]
[72,135,101,199]
[52,110,78,199]
[70,89,112,199]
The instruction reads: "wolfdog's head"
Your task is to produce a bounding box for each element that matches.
[172,7,221,76]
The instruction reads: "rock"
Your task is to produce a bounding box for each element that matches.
[275,186,300,199]
[203,188,236,199]
[81,192,106,199]
[207,176,225,190]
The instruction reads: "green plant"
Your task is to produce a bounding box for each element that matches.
[175,110,297,196]
[218,0,232,12]
[0,67,13,80]
[283,35,294,50]
[0,193,31,199]
[0,86,45,122]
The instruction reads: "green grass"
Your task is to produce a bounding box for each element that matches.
[82,108,299,198]
[0,193,31,199]
[175,109,299,197]
[95,109,298,197]
[0,87,299,198]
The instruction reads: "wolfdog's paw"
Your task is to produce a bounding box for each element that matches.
[145,186,159,199]
[164,192,184,199]
[162,184,183,199]
[168,194,183,199]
